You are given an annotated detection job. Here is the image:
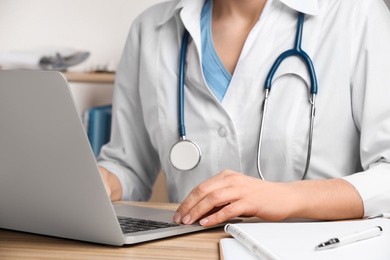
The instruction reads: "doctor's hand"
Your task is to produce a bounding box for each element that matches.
[174,170,364,226]
[174,170,295,226]
[99,166,122,201]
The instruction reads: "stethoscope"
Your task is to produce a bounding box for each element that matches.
[169,12,318,181]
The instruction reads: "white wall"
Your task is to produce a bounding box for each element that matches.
[0,0,166,72]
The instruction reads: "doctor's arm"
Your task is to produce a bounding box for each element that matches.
[174,171,364,226]
[97,17,161,202]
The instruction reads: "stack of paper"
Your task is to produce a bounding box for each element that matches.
[220,218,390,260]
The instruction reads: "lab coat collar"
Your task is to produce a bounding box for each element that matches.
[157,0,205,60]
[277,0,320,16]
[158,0,320,27]
[157,2,182,26]
[157,0,204,27]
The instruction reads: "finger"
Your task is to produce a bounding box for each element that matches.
[175,171,237,223]
[199,205,227,219]
[199,201,246,227]
[180,186,241,225]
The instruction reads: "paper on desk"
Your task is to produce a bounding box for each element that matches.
[220,218,390,260]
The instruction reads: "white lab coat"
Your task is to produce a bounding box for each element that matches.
[98,0,390,216]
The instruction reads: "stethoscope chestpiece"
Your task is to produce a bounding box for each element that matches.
[169,139,201,171]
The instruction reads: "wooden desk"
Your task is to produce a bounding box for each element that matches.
[0,202,231,260]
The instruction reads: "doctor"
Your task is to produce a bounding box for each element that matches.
[98,0,390,226]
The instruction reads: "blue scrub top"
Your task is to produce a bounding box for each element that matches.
[201,0,232,102]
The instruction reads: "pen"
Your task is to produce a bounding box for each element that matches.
[225,224,281,260]
[365,213,390,219]
[315,226,383,250]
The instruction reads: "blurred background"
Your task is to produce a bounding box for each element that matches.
[0,0,389,73]
[0,0,165,72]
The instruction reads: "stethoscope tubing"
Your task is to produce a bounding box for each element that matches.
[169,29,202,171]
[257,12,318,180]
[179,30,190,139]
[264,12,318,95]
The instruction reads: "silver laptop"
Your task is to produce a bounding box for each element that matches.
[0,70,225,246]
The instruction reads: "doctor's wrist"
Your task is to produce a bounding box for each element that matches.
[99,166,123,201]
[288,178,364,220]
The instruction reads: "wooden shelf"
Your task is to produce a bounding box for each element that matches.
[63,72,115,83]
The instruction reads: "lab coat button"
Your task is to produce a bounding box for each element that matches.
[218,127,227,137]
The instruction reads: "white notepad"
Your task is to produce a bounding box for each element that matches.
[220,219,390,260]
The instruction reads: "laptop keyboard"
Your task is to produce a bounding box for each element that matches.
[117,216,180,234]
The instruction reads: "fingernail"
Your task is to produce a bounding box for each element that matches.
[182,214,191,224]
[200,218,209,226]
[173,212,181,223]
